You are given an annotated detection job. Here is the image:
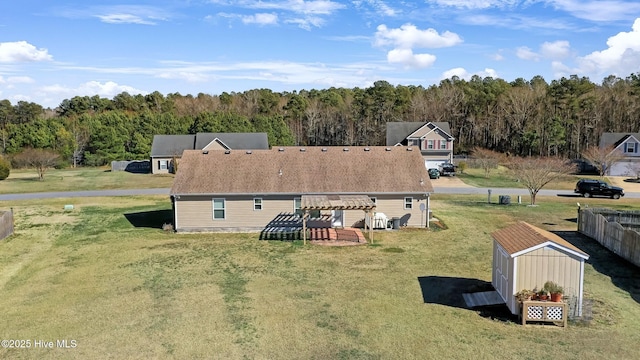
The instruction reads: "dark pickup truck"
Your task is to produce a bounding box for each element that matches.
[439,164,456,176]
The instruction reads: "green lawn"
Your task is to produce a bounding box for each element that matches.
[0,168,174,194]
[1,195,639,359]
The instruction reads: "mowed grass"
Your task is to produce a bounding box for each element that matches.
[0,195,639,359]
[0,168,174,194]
[458,166,588,190]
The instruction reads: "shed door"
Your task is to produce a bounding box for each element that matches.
[495,248,509,300]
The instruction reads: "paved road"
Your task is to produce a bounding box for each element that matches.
[1,186,639,201]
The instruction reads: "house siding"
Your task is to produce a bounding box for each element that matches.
[175,193,429,232]
[151,156,173,174]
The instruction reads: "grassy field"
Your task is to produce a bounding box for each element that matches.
[1,195,639,359]
[457,166,594,190]
[0,168,174,194]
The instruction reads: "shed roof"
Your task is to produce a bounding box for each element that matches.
[171,146,434,196]
[386,122,452,146]
[492,221,589,259]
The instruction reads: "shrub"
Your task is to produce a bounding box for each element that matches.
[0,156,10,180]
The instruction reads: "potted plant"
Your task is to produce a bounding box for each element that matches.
[544,281,564,302]
[515,289,534,302]
[537,288,548,301]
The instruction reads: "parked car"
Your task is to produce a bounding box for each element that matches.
[574,179,624,199]
[428,168,440,179]
[439,164,456,177]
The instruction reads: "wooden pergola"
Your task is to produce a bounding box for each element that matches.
[300,194,377,244]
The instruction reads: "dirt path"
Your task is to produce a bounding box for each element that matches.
[430,176,473,188]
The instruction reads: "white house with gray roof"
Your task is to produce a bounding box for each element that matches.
[599,132,640,176]
[150,132,269,174]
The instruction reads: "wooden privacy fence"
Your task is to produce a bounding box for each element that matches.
[0,209,15,241]
[578,208,640,267]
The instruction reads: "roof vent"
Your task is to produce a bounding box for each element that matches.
[278,169,283,176]
[246,150,252,154]
[203,150,209,154]
[300,148,306,152]
[364,147,370,151]
[224,150,230,154]
[278,147,285,152]
[385,147,391,151]
[406,147,413,151]
[343,148,349,152]
[321,148,328,152]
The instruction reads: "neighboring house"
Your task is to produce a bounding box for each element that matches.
[150,133,269,174]
[170,146,434,233]
[386,122,455,169]
[491,221,590,317]
[599,132,640,176]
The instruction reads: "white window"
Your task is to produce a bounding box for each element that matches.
[294,198,302,217]
[440,140,447,150]
[409,139,420,146]
[253,198,263,211]
[625,142,637,153]
[212,198,226,220]
[158,160,168,170]
[427,140,434,149]
[404,197,413,209]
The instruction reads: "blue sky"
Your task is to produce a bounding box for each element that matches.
[1,0,640,108]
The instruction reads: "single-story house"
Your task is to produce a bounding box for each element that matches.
[170,146,434,233]
[386,122,455,169]
[150,132,269,174]
[491,221,590,317]
[599,132,640,176]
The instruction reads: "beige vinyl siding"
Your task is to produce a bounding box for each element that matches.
[515,247,582,299]
[202,140,227,151]
[344,195,428,228]
[176,193,429,231]
[152,157,173,174]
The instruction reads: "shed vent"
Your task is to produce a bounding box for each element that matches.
[321,148,328,152]
[364,147,370,151]
[203,150,209,154]
[246,150,252,154]
[300,148,306,152]
[385,147,391,151]
[343,148,349,152]
[278,147,285,152]
[406,147,413,151]
[224,150,230,154]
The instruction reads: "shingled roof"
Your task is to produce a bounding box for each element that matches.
[386,122,453,146]
[171,146,434,195]
[150,133,269,157]
[492,221,589,259]
[599,133,640,149]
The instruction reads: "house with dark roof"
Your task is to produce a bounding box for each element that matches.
[386,122,455,169]
[150,133,269,174]
[170,146,434,233]
[599,132,640,176]
[492,221,589,317]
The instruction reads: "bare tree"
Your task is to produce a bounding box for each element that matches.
[581,145,626,178]
[506,156,576,205]
[471,147,504,178]
[13,148,60,181]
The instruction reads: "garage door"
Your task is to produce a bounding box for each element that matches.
[609,162,637,176]
[425,160,444,170]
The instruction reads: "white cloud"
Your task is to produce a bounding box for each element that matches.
[441,67,499,80]
[545,0,640,22]
[39,81,147,101]
[242,0,346,15]
[516,46,540,61]
[375,24,462,49]
[0,41,53,63]
[574,18,640,76]
[353,0,399,16]
[96,13,156,25]
[540,40,571,59]
[387,48,436,68]
[427,0,518,9]
[242,13,279,25]
[285,16,325,30]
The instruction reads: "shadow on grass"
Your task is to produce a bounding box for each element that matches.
[623,178,640,183]
[554,231,640,304]
[417,276,517,322]
[124,209,173,229]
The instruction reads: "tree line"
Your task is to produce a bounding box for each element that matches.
[1,73,639,167]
